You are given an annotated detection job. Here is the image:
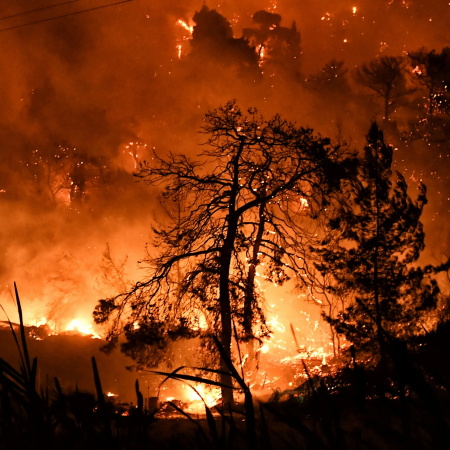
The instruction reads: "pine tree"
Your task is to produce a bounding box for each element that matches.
[314,123,440,359]
[354,57,411,121]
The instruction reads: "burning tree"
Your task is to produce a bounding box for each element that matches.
[22,145,74,206]
[242,10,301,70]
[22,144,106,208]
[189,6,260,77]
[409,47,450,118]
[403,48,450,153]
[313,123,441,361]
[93,101,353,405]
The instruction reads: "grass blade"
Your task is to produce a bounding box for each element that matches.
[14,283,32,380]
[92,357,114,446]
[150,370,235,390]
[0,304,27,378]
[187,384,219,444]
[232,318,245,380]
[212,335,247,391]
[136,379,143,414]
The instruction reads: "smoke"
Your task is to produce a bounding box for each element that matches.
[0,0,448,344]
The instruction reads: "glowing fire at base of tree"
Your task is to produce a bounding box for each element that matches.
[183,384,222,414]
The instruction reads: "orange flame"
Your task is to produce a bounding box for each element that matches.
[177,19,193,34]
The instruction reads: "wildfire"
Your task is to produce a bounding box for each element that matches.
[25,314,101,340]
[66,319,101,338]
[197,313,209,331]
[177,19,193,34]
[184,384,221,414]
[36,317,50,327]
[261,344,269,353]
[299,197,309,209]
[176,19,194,59]
[257,44,266,67]
[267,315,286,333]
[124,141,145,169]
[157,382,222,417]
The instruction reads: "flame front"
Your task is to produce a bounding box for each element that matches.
[66,319,101,338]
[176,19,194,59]
[177,19,193,34]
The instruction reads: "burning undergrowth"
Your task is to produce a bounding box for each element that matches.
[4,311,336,409]
[2,286,450,450]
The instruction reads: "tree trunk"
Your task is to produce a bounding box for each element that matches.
[243,199,266,375]
[219,215,239,407]
[218,138,245,407]
[384,96,389,121]
[429,82,434,116]
[219,249,235,407]
[373,138,386,369]
[328,304,337,358]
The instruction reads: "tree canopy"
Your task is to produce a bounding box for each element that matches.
[313,123,441,360]
[94,101,354,404]
[354,56,411,121]
[409,47,450,118]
